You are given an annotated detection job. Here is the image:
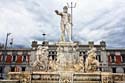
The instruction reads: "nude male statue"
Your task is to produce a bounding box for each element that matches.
[55,6,72,42]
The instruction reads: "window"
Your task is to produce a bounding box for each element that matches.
[0,67,3,73]
[23,52,28,62]
[12,56,16,62]
[124,68,125,73]
[52,51,54,54]
[2,52,6,62]
[112,68,116,73]
[111,54,115,63]
[11,67,15,72]
[49,52,51,54]
[23,56,26,62]
[100,68,102,71]
[12,51,17,62]
[121,54,125,63]
[97,55,101,62]
[0,55,2,62]
[22,67,26,71]
[96,51,101,62]
[99,55,101,62]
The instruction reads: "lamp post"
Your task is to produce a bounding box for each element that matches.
[42,33,46,45]
[10,38,13,48]
[5,33,11,50]
[1,33,11,79]
[42,33,46,41]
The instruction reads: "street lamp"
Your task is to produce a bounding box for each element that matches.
[10,38,13,48]
[5,33,11,50]
[42,33,46,41]
[1,33,11,79]
[42,33,46,45]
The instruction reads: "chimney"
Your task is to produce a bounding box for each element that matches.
[88,41,94,48]
[100,41,106,50]
[31,41,38,48]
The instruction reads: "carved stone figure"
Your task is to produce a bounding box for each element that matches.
[32,46,48,71]
[48,56,57,71]
[55,6,72,42]
[85,47,100,72]
[74,55,84,72]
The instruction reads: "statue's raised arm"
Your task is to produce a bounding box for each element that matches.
[55,10,62,16]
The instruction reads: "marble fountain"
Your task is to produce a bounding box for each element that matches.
[7,6,125,83]
[8,42,125,83]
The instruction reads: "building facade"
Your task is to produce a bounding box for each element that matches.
[0,48,31,79]
[107,49,125,73]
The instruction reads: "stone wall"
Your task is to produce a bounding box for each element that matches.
[8,71,125,83]
[0,80,19,83]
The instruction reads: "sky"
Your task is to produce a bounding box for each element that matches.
[0,0,125,48]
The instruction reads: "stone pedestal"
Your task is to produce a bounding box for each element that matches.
[56,42,79,71]
[8,71,125,83]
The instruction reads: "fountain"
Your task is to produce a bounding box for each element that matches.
[7,6,125,83]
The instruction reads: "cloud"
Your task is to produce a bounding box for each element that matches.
[0,0,125,48]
